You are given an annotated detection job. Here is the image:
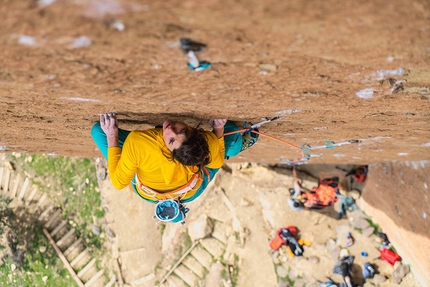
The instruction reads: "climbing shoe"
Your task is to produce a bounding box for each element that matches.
[188,61,211,71]
[240,129,259,152]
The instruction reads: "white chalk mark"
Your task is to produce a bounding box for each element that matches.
[61,97,101,103]
[356,88,374,99]
[377,68,404,77]
[16,35,37,46]
[72,36,91,48]
[398,153,408,156]
[333,154,346,157]
[275,109,303,115]
[37,0,56,7]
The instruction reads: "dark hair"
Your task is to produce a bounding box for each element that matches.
[171,128,210,171]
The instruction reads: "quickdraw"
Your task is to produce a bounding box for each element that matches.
[225,117,362,166]
[301,140,361,153]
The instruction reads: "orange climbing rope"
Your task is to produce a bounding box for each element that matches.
[224,129,301,150]
[224,128,306,162]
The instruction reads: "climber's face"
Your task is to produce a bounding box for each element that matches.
[163,120,189,151]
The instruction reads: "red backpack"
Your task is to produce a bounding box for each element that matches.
[380,248,401,266]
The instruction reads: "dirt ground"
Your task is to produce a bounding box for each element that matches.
[98,161,423,287]
[0,0,429,164]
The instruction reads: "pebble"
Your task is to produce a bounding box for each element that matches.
[39,246,47,253]
[91,224,101,235]
[97,167,107,181]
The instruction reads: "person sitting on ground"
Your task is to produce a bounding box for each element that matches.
[91,113,243,205]
[332,250,359,287]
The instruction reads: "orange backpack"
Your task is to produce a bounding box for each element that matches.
[301,177,339,209]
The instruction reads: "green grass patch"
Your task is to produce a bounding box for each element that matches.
[365,218,382,235]
[12,154,105,224]
[354,228,363,234]
[8,153,105,246]
[230,254,240,287]
[1,153,108,284]
[0,198,78,287]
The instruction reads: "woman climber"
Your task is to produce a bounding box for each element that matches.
[91,113,250,223]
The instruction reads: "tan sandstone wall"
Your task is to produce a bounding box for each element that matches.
[360,161,430,286]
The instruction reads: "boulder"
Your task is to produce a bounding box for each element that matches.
[373,274,387,285]
[392,264,410,284]
[362,227,375,237]
[352,218,370,230]
[276,265,288,278]
[187,214,213,242]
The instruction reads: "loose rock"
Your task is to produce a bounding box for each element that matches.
[288,268,298,279]
[258,64,277,72]
[326,238,337,251]
[352,218,370,229]
[187,213,213,242]
[307,256,320,265]
[392,264,410,284]
[92,224,101,235]
[362,227,375,237]
[276,265,288,278]
[373,274,387,285]
[330,246,341,261]
[271,251,280,264]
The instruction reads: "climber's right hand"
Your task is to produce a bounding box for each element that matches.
[100,113,118,136]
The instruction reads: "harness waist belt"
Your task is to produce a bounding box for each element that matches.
[134,167,210,201]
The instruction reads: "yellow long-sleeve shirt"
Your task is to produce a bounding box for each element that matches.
[107,128,225,191]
